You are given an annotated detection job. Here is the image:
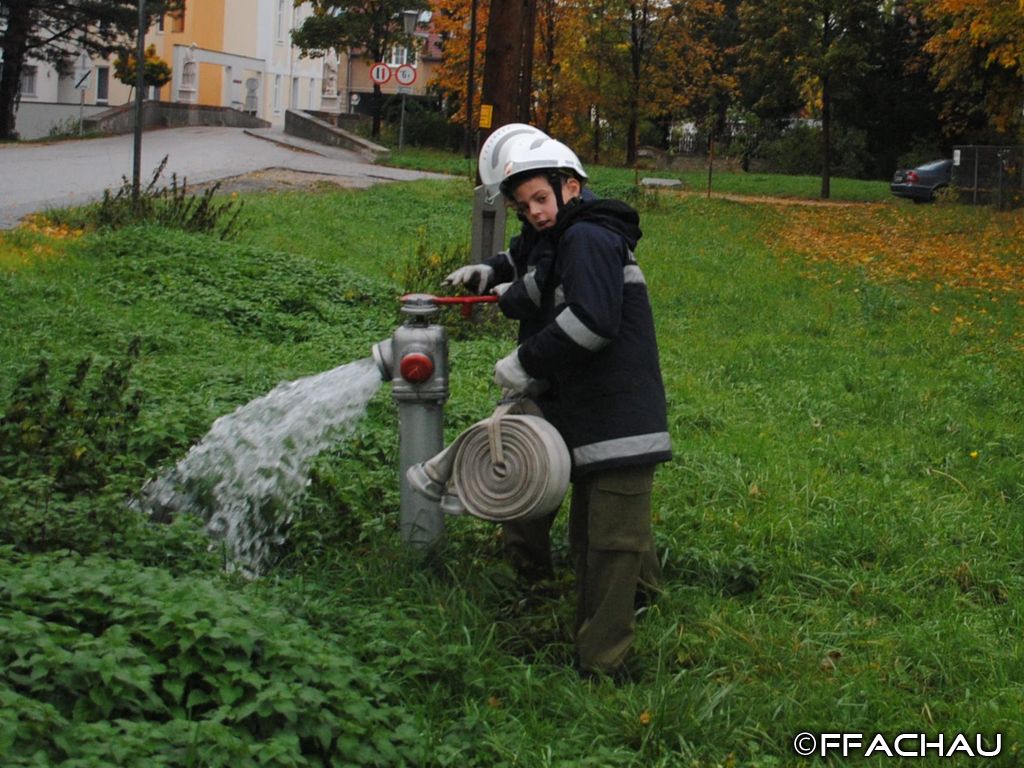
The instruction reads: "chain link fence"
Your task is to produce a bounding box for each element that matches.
[951,146,1024,209]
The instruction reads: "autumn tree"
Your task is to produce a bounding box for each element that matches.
[573,0,727,164]
[738,0,881,197]
[292,0,429,138]
[0,0,180,139]
[919,0,1024,140]
[664,0,736,158]
[114,44,172,99]
[430,0,488,130]
[836,3,945,177]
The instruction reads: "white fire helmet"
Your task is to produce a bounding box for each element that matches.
[498,135,588,199]
[478,123,549,202]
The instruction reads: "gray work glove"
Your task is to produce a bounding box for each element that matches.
[493,349,547,397]
[442,264,494,294]
[491,282,513,297]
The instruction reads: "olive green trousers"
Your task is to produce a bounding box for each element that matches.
[503,464,661,674]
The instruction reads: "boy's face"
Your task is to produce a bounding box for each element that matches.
[512,175,581,231]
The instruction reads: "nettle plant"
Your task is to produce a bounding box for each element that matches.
[0,337,144,496]
[92,155,245,239]
[0,550,426,766]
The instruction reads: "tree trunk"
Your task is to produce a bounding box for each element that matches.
[515,0,536,122]
[481,0,536,131]
[0,1,32,140]
[538,5,555,133]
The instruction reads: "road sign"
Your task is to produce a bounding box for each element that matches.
[370,63,391,85]
[478,104,493,130]
[74,52,91,91]
[395,64,417,87]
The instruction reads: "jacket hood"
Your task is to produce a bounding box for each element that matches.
[550,192,642,249]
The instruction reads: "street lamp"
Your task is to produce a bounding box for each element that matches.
[402,9,419,33]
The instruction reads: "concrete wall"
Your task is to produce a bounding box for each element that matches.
[284,110,387,159]
[83,102,270,134]
[13,102,115,141]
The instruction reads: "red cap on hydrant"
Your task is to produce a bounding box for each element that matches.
[399,352,434,383]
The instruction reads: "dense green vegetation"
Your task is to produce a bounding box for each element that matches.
[1,173,1021,766]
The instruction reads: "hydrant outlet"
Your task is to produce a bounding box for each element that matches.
[399,352,434,384]
[371,339,395,382]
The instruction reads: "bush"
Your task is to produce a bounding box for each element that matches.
[0,338,217,569]
[0,338,144,496]
[759,123,875,179]
[0,549,427,767]
[87,156,245,239]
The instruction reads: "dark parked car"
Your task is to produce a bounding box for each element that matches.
[890,158,953,203]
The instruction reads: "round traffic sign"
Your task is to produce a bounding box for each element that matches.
[370,63,391,85]
[395,64,417,87]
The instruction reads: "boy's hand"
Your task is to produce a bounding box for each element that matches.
[442,264,494,294]
[494,349,547,396]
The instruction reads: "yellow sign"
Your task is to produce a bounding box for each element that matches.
[479,104,493,130]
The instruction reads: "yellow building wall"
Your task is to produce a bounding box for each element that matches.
[152,0,227,104]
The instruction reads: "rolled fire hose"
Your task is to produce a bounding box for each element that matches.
[406,400,570,523]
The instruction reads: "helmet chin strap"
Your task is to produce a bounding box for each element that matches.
[550,172,583,214]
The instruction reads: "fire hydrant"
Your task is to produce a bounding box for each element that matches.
[371,293,495,549]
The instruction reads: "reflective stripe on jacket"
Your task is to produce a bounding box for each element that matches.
[484,194,671,475]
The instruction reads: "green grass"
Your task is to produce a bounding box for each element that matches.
[1,178,1022,766]
[380,146,892,202]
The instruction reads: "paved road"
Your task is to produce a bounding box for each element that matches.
[0,126,450,229]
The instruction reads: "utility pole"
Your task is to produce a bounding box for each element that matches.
[480,0,536,137]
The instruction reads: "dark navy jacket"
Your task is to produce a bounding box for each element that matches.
[483,191,672,476]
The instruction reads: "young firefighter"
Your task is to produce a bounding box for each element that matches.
[443,128,672,680]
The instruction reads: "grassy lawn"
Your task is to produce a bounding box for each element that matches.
[1,170,1021,766]
[382,146,893,202]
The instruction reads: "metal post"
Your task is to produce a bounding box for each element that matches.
[399,92,406,151]
[470,184,507,265]
[132,0,146,206]
[399,10,417,154]
[973,146,979,206]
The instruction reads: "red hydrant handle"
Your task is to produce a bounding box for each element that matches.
[430,295,498,305]
[404,294,498,318]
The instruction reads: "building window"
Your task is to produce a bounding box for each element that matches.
[170,10,185,33]
[273,74,282,111]
[276,0,288,41]
[178,60,197,102]
[291,76,299,109]
[156,15,165,33]
[20,65,38,97]
[386,46,416,67]
[96,67,109,103]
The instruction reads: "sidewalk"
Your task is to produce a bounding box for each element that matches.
[0,126,448,228]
